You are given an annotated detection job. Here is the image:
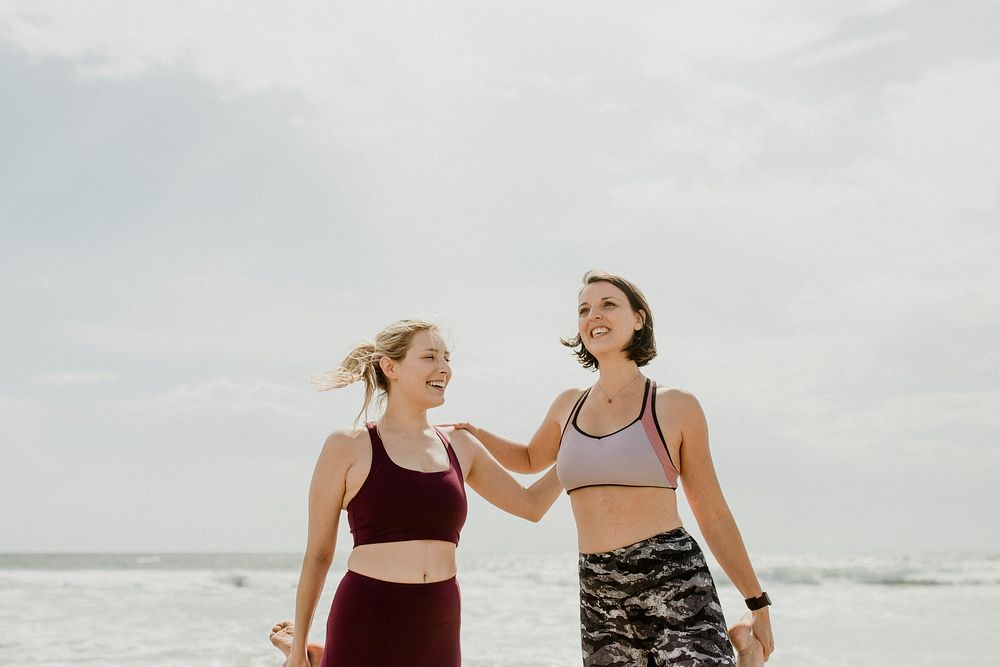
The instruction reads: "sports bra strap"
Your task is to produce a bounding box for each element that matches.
[365,422,387,463]
[641,380,656,415]
[562,389,591,437]
[431,426,461,467]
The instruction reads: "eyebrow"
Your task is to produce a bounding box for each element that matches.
[421,348,450,354]
[579,297,619,306]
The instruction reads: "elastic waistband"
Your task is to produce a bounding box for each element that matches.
[580,527,691,560]
[336,569,462,628]
[345,569,458,590]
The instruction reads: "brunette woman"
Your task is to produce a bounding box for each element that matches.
[452,271,773,666]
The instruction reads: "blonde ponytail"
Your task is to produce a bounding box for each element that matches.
[314,319,439,426]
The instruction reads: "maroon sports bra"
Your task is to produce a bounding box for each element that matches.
[347,423,468,547]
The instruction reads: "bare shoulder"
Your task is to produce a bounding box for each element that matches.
[550,386,587,413]
[318,427,368,467]
[323,426,369,448]
[554,387,587,405]
[655,386,702,407]
[654,386,707,422]
[439,426,485,455]
[438,424,466,441]
[544,387,588,426]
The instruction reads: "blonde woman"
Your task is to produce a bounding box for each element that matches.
[452,272,773,666]
[271,320,561,667]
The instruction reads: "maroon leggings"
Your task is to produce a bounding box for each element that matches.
[319,570,461,667]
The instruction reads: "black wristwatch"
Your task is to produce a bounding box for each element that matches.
[744,592,771,610]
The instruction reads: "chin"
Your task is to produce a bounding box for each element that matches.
[586,341,615,355]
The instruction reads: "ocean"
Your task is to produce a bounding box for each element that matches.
[1,552,998,666]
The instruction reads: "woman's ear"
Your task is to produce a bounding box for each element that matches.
[379,355,397,381]
[635,310,646,331]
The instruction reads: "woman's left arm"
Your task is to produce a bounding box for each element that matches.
[670,390,775,660]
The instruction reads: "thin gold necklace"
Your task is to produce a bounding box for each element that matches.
[595,373,643,404]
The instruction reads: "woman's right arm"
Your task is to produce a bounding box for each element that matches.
[451,389,581,473]
[288,432,353,666]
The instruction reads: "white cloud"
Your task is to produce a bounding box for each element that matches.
[793,30,906,68]
[0,2,913,151]
[69,270,367,368]
[90,374,333,458]
[861,59,1000,214]
[33,372,118,386]
[141,375,315,420]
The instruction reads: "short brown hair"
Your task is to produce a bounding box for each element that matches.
[561,271,656,370]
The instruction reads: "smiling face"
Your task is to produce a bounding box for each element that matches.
[577,281,645,361]
[379,328,452,409]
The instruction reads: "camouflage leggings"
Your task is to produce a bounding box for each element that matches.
[578,528,736,666]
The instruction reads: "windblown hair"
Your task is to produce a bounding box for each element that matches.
[313,319,439,426]
[561,270,657,370]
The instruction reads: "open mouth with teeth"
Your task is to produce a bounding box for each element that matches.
[427,380,447,390]
[590,326,610,338]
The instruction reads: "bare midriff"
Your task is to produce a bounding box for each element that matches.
[347,539,458,583]
[570,486,682,554]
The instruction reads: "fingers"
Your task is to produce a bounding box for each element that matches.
[753,618,774,662]
[760,633,774,661]
[437,422,472,431]
[750,616,774,661]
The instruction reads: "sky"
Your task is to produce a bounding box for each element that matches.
[1,1,998,556]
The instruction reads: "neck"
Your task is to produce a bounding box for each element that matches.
[380,399,430,434]
[596,359,642,389]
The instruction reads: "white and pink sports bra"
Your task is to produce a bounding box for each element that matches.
[556,379,679,493]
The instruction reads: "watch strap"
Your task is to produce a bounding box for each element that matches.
[744,591,771,610]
